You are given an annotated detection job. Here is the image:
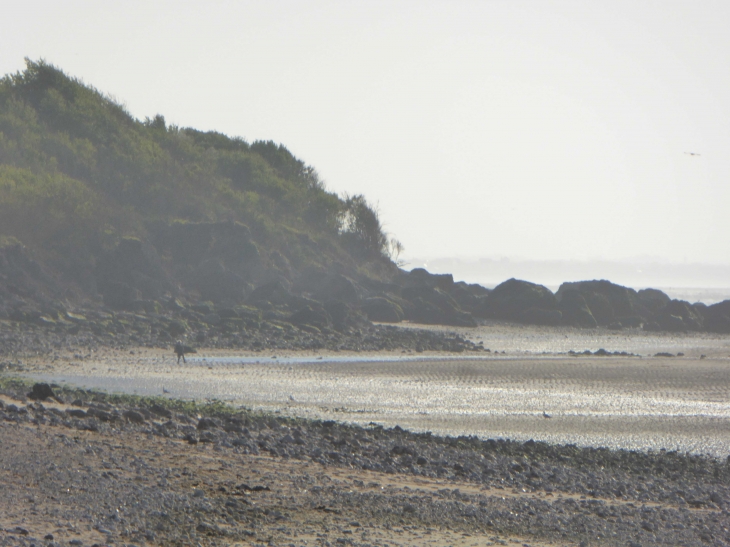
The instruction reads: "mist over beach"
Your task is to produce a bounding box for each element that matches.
[1,2,730,546]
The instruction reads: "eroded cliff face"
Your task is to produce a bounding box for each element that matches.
[2,227,728,354]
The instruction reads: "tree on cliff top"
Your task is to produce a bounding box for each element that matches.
[338,194,404,263]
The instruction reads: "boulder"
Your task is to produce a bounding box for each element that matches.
[637,288,671,314]
[288,305,332,329]
[458,281,491,297]
[447,282,490,313]
[295,270,363,304]
[477,278,558,323]
[703,300,730,333]
[324,300,368,330]
[653,313,686,332]
[556,280,640,326]
[359,277,403,297]
[197,417,220,430]
[400,268,454,291]
[27,383,55,401]
[123,410,145,424]
[401,285,476,327]
[661,300,704,331]
[246,279,294,307]
[584,292,614,326]
[325,300,349,326]
[406,297,446,325]
[361,297,405,323]
[557,290,597,328]
[402,285,458,309]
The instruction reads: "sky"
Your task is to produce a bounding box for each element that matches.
[3,0,730,285]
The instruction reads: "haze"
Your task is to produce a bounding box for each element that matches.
[3,0,730,287]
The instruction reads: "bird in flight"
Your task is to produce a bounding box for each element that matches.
[684,152,701,156]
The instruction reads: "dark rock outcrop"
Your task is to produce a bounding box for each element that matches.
[294,270,363,304]
[27,383,55,401]
[401,285,476,327]
[400,268,454,291]
[476,278,557,323]
[324,300,368,331]
[703,300,730,333]
[637,288,671,314]
[555,280,641,327]
[288,305,332,330]
[661,300,704,331]
[447,281,490,313]
[246,279,295,308]
[557,290,598,328]
[361,297,404,323]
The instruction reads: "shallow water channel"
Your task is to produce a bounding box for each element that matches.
[29,349,730,458]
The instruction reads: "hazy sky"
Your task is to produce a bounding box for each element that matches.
[3,1,730,267]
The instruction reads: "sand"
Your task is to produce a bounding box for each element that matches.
[12,322,730,457]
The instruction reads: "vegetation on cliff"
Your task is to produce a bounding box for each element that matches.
[0,59,397,290]
[1,60,728,340]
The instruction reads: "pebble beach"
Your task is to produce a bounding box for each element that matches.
[0,322,729,546]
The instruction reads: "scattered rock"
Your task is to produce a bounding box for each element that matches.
[197,417,219,430]
[27,382,55,401]
[66,408,87,418]
[122,410,145,424]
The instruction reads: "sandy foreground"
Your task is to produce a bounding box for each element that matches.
[1,323,729,546]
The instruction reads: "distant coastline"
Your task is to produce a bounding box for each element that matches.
[409,257,730,304]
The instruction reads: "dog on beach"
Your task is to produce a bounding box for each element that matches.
[174,341,196,363]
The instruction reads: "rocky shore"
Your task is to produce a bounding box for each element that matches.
[0,380,728,547]
[0,315,484,362]
[3,237,730,370]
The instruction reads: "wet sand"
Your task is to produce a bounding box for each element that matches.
[15,323,730,457]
